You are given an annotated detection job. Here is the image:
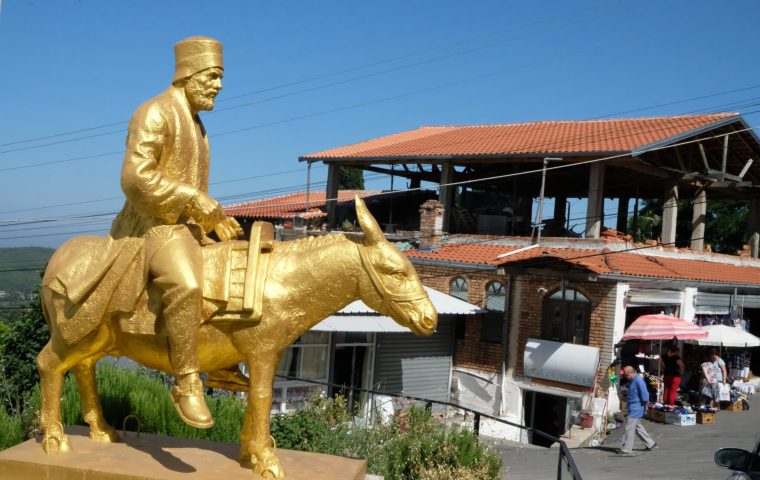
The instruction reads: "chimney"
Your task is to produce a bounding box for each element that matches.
[419,199,444,249]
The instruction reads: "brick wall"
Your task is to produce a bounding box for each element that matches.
[410,260,619,385]
[411,262,504,373]
[512,274,615,386]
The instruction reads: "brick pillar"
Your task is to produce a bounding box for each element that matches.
[419,199,444,249]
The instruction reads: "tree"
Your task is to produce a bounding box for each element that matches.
[0,285,49,416]
[629,198,748,253]
[338,167,365,190]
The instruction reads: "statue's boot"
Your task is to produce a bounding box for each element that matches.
[206,365,249,392]
[172,372,214,429]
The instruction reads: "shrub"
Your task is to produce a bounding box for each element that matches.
[0,406,24,450]
[270,398,502,480]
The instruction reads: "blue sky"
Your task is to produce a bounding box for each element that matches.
[1,0,760,248]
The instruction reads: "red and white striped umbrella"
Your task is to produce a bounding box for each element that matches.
[622,314,708,341]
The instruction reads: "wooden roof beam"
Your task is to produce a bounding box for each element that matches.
[611,157,672,178]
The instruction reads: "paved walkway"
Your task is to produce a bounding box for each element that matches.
[493,395,759,479]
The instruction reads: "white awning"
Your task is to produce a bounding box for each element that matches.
[626,288,682,307]
[338,286,485,315]
[311,315,411,332]
[311,286,483,333]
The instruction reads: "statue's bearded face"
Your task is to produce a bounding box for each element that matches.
[184,67,223,112]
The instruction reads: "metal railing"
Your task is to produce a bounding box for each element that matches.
[273,374,583,480]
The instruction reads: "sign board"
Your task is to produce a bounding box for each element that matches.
[523,338,599,388]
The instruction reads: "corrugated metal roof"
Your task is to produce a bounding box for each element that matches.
[338,286,485,314]
[301,113,738,160]
[311,316,411,332]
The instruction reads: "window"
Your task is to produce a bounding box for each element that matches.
[277,331,329,381]
[481,281,505,343]
[541,288,591,345]
[450,277,469,301]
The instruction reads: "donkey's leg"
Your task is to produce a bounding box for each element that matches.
[37,340,72,453]
[73,357,120,443]
[240,353,283,479]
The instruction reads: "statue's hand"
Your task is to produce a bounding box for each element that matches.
[186,192,225,231]
[214,217,244,241]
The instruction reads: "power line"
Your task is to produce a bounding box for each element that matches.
[0,164,327,215]
[0,2,616,150]
[1,118,757,241]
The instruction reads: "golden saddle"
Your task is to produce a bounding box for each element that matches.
[120,222,274,335]
[203,221,274,321]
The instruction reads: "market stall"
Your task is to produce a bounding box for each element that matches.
[619,314,707,415]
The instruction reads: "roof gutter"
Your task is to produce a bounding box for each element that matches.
[631,116,741,157]
[597,273,760,292]
[298,151,629,163]
[408,257,497,271]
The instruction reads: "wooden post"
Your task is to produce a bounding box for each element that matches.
[616,197,629,233]
[325,163,340,228]
[554,196,567,232]
[690,189,707,251]
[661,181,679,246]
[438,162,454,232]
[585,163,605,238]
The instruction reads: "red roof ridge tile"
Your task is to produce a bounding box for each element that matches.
[419,112,737,129]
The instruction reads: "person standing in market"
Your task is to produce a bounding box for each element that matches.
[618,366,656,455]
[710,349,729,384]
[661,345,685,405]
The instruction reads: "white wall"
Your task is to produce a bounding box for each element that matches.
[451,367,500,414]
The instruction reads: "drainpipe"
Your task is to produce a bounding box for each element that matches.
[498,274,513,416]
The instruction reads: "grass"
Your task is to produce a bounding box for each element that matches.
[0,365,502,479]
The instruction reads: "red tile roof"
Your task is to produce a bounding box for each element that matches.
[407,243,511,265]
[224,190,380,219]
[302,113,738,159]
[406,242,760,286]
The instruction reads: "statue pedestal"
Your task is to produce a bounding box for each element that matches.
[0,426,367,480]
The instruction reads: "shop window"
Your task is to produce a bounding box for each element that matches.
[277,331,329,381]
[481,281,505,343]
[541,288,591,345]
[450,277,469,301]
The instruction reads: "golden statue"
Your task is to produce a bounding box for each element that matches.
[36,36,437,479]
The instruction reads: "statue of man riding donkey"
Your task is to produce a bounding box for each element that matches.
[36,36,437,478]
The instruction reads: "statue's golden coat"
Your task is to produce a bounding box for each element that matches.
[43,86,210,344]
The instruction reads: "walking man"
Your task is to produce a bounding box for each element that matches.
[618,365,656,455]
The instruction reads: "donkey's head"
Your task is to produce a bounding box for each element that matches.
[354,196,437,336]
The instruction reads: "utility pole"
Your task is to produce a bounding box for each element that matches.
[532,157,562,244]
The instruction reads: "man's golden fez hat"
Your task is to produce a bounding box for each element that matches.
[173,36,224,83]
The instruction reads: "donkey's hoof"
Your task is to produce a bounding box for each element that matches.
[252,448,284,479]
[41,433,72,453]
[251,448,285,479]
[91,426,120,443]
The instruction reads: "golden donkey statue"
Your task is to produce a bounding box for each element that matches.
[36,197,437,478]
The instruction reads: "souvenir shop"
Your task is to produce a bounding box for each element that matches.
[694,290,760,375]
[615,312,758,427]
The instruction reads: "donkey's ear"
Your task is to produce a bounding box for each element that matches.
[356,196,384,246]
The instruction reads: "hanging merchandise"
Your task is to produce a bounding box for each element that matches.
[717,383,731,402]
[608,367,619,386]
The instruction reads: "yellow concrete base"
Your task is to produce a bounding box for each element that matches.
[0,426,367,480]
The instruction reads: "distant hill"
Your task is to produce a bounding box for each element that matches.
[0,247,54,294]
